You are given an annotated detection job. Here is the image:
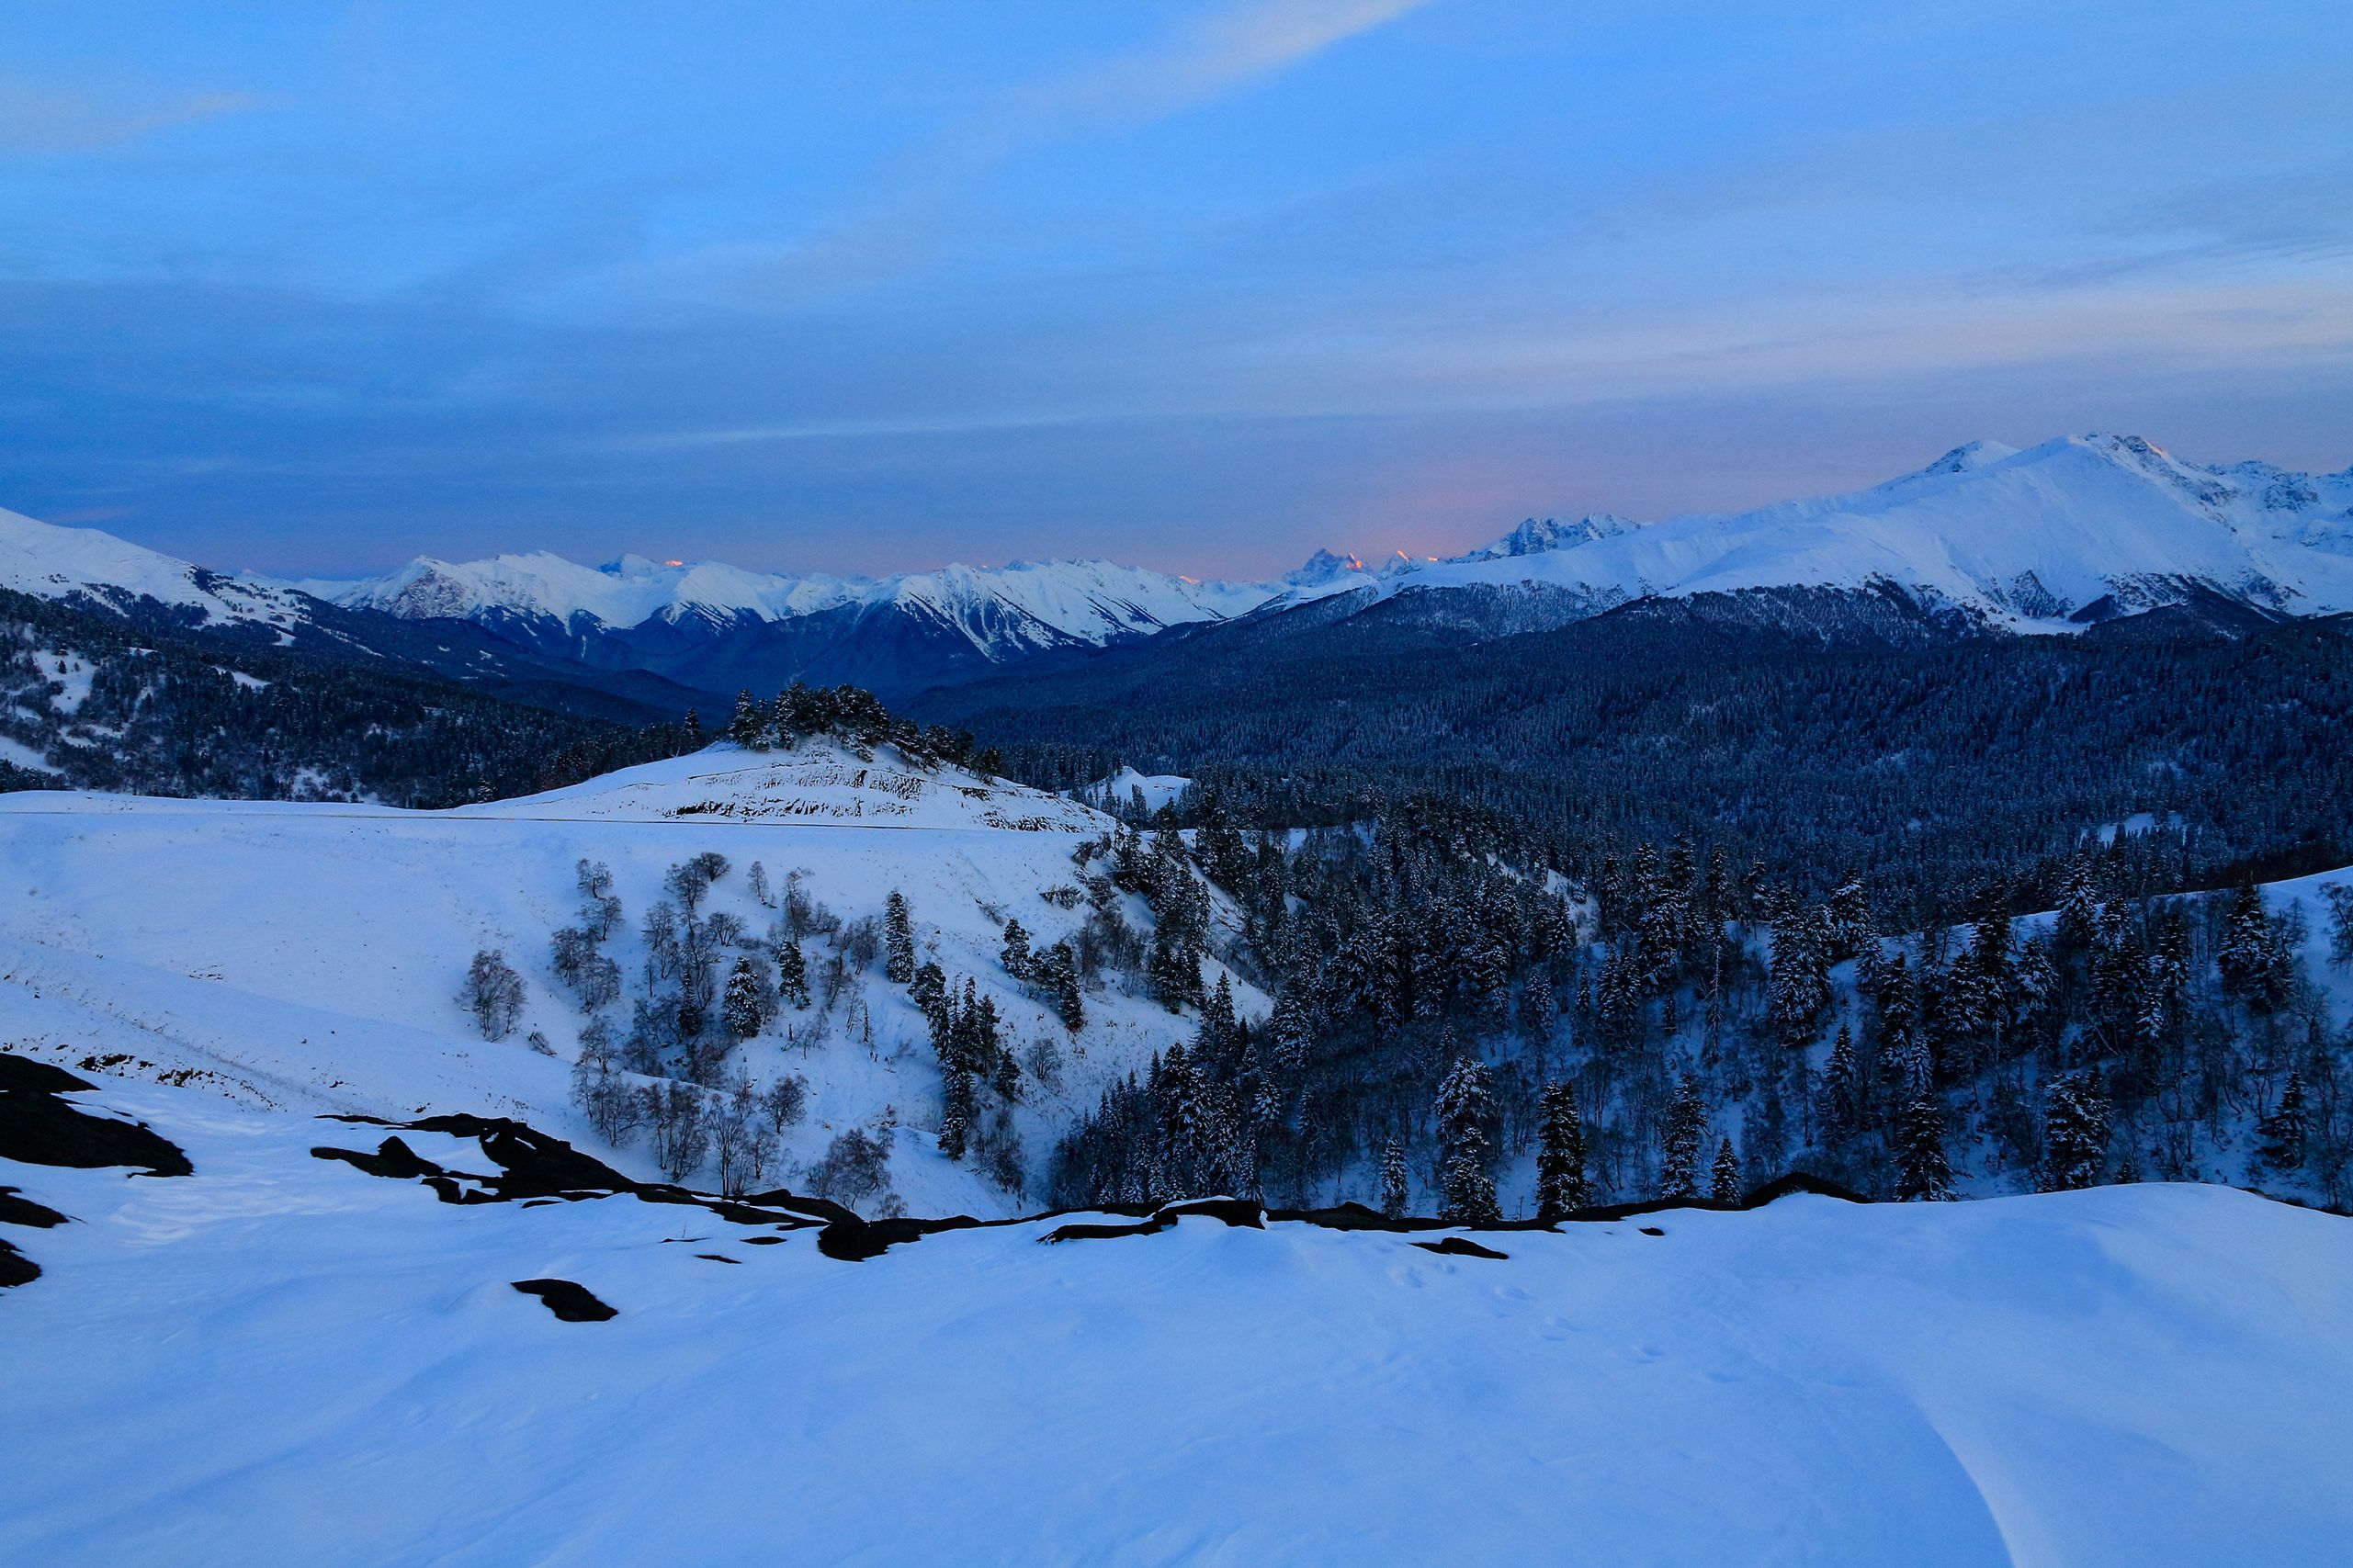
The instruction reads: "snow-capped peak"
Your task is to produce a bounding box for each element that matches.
[1323,433,2353,628]
[1460,513,1635,560]
[1284,548,1367,587]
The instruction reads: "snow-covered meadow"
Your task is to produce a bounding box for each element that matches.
[5,1071,2351,1566]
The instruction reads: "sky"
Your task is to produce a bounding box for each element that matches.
[1,1,2348,581]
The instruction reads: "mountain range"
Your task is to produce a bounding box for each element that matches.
[6,431,2349,714]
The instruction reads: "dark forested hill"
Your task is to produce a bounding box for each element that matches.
[0,586,698,807]
[913,591,2353,924]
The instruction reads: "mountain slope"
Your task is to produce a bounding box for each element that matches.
[0,739,1258,1213]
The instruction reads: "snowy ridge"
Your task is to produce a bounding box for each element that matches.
[0,506,310,632]
[1287,434,2353,626]
[313,550,1273,659]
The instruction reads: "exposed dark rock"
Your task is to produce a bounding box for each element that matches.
[311,1114,827,1235]
[0,1186,69,1228]
[0,1055,97,1094]
[0,1236,37,1289]
[1040,1215,1171,1246]
[1413,1236,1510,1260]
[0,1070,192,1178]
[310,1136,436,1181]
[313,1103,1866,1269]
[1159,1197,1266,1228]
[817,1214,983,1262]
[511,1278,617,1322]
[1741,1171,1868,1207]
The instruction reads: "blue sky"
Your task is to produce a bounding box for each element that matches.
[2,1,2348,578]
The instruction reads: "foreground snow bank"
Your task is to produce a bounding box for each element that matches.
[5,1078,2350,1566]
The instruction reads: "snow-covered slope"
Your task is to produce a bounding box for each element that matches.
[0,742,1254,1216]
[5,1084,2349,1565]
[0,506,310,632]
[1291,434,2353,627]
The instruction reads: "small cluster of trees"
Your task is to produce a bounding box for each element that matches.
[999,917,1084,1031]
[728,681,1001,773]
[907,942,1028,1195]
[571,1037,808,1193]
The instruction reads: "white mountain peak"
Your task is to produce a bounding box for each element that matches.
[6,433,2349,663]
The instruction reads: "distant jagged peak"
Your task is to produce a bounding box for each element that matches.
[1284,548,1368,586]
[1462,513,1635,560]
[1917,439,2019,477]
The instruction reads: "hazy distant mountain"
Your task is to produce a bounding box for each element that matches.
[7,432,2351,708]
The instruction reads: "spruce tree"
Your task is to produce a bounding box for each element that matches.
[1434,1056,1501,1224]
[2041,1070,2111,1191]
[729,688,763,746]
[1709,1137,1742,1201]
[2257,1070,2309,1171]
[883,891,916,985]
[1533,1079,1590,1219]
[1379,1136,1411,1219]
[2053,860,2098,952]
[1000,918,1034,982]
[1658,1072,1705,1200]
[1038,941,1085,1032]
[909,958,945,1026]
[720,955,772,1040]
[775,938,810,1010]
[939,1067,974,1160]
[2216,884,2291,1016]
[1821,1023,1862,1140]
[1895,1093,1955,1201]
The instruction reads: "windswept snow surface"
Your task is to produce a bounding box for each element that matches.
[3,1080,2349,1566]
[0,742,1250,1216]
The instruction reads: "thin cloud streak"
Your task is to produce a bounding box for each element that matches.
[0,75,261,152]
[716,0,1437,303]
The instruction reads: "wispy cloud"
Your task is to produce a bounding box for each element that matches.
[0,76,260,153]
[983,0,1436,144]
[714,0,1436,301]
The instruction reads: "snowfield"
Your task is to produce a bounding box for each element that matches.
[0,742,1254,1218]
[3,1074,2349,1566]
